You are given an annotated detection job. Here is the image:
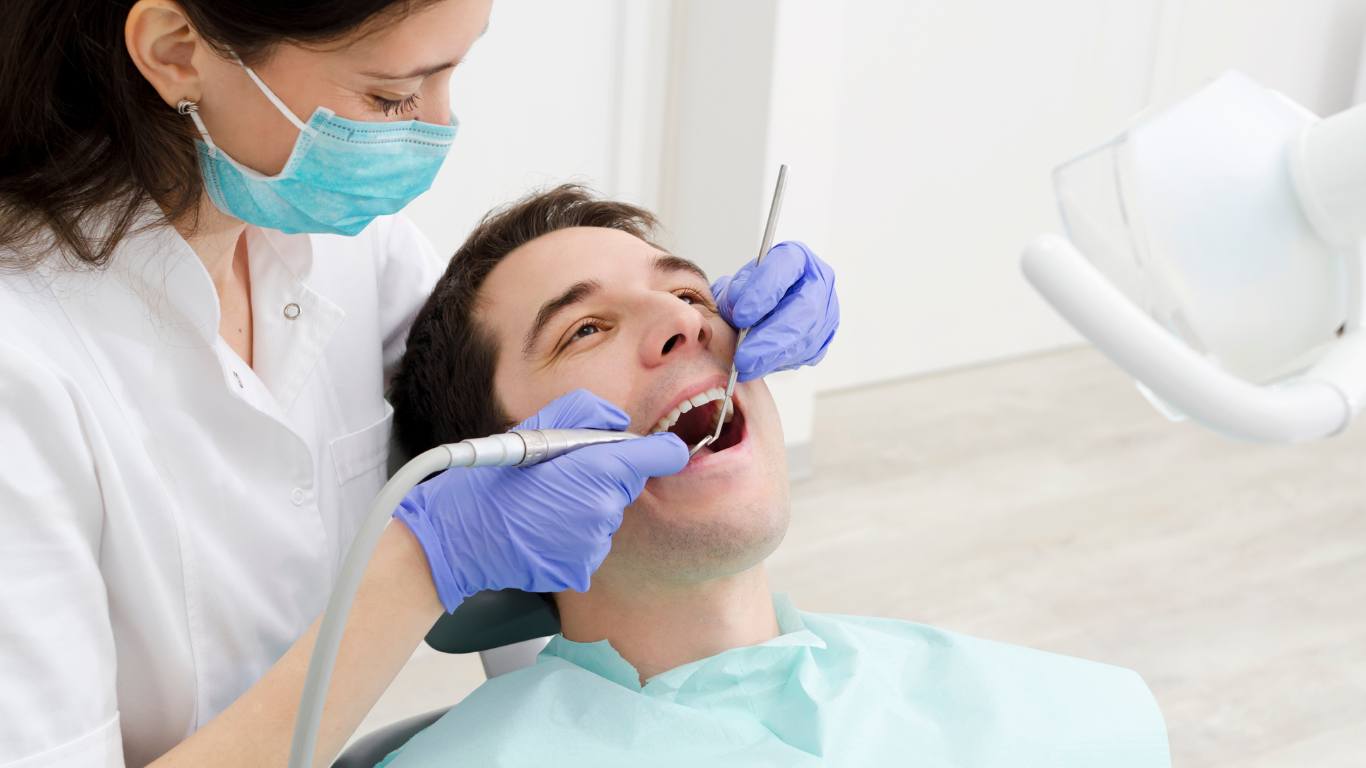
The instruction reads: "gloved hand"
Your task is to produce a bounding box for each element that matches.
[712,241,839,382]
[393,389,688,612]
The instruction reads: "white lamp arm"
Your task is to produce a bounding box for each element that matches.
[1021,234,1352,442]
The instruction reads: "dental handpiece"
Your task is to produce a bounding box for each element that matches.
[449,428,640,468]
[690,164,789,457]
[289,427,636,768]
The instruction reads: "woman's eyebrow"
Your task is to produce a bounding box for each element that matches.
[361,24,489,80]
[360,61,458,80]
[523,280,601,356]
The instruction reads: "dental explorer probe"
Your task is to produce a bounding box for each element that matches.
[690,164,789,456]
[289,428,637,768]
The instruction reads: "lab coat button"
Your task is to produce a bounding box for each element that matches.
[283,302,301,320]
[290,487,306,506]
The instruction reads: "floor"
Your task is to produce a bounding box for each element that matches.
[353,347,1366,765]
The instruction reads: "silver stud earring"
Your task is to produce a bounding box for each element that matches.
[176,99,199,115]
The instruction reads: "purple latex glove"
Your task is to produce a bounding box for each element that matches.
[712,241,839,382]
[393,389,687,612]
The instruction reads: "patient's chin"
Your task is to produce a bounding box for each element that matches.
[612,378,789,582]
[612,493,790,584]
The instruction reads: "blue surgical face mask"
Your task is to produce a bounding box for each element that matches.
[185,59,458,236]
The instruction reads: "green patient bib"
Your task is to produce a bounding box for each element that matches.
[379,595,1170,767]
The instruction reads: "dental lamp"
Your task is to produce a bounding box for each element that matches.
[288,428,636,768]
[1022,71,1366,442]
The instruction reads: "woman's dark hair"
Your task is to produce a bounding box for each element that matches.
[389,184,661,460]
[0,0,439,269]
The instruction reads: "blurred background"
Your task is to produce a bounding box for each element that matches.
[378,1,1366,765]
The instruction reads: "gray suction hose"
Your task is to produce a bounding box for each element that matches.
[288,428,637,768]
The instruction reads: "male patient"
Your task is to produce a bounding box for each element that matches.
[381,186,1170,767]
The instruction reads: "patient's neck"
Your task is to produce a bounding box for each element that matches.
[555,565,780,684]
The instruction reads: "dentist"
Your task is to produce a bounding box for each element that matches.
[0,1,839,766]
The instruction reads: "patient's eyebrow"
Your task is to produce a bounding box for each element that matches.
[523,280,601,356]
[653,254,708,283]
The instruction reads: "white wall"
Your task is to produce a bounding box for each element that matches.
[1150,0,1366,114]
[785,0,1366,393]
[811,0,1156,391]
[404,0,669,257]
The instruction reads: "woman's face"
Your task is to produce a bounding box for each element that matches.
[192,0,492,176]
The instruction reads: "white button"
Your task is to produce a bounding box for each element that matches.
[283,302,301,320]
[290,487,306,506]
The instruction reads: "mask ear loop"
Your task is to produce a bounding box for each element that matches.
[177,99,218,156]
[232,54,315,135]
[178,52,316,157]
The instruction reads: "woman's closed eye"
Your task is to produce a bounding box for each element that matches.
[369,92,422,117]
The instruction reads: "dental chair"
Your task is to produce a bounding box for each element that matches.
[331,588,560,767]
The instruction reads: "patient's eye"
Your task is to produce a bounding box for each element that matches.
[559,319,607,352]
[674,287,714,310]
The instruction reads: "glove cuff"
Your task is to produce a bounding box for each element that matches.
[392,505,470,614]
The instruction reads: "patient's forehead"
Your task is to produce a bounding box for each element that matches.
[486,226,651,295]
[479,226,703,323]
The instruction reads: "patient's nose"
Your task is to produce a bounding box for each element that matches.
[642,298,711,366]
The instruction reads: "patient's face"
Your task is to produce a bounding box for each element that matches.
[479,226,789,583]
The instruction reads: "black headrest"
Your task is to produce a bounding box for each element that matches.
[424,589,561,654]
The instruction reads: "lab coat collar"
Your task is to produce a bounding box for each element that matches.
[245,227,345,410]
[540,593,827,693]
[105,210,345,412]
[103,212,222,346]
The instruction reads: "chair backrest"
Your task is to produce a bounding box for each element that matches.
[424,588,560,653]
[332,707,450,768]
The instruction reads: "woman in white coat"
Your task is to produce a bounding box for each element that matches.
[0,1,840,766]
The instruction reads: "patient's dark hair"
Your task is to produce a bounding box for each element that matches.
[389,184,661,459]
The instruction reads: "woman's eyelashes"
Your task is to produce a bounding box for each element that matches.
[369,92,422,117]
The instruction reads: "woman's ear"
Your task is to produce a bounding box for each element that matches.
[124,0,204,108]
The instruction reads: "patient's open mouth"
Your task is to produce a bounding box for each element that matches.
[652,387,746,455]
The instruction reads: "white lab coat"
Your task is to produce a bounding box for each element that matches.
[0,210,444,767]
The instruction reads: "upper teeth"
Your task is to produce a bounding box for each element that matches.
[653,387,735,433]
